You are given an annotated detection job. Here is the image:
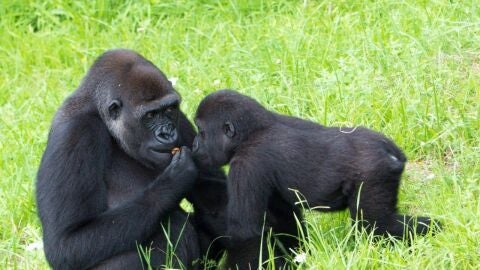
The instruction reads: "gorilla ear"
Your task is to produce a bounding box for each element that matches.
[108,100,122,120]
[224,121,235,138]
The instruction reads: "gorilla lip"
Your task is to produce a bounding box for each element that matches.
[150,146,180,155]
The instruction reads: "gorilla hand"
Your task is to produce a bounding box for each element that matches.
[144,146,198,209]
[164,146,198,191]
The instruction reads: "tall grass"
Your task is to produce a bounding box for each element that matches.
[0,0,478,269]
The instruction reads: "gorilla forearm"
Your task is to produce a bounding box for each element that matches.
[226,162,271,241]
[186,169,230,261]
[46,178,188,269]
[226,237,264,269]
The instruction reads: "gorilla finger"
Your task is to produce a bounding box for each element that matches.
[181,146,192,153]
[171,150,181,164]
[179,146,192,159]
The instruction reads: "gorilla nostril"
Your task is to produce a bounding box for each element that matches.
[154,129,163,138]
[155,125,177,143]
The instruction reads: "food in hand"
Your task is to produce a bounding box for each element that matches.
[171,147,181,155]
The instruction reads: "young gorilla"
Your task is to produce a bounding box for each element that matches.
[192,90,440,269]
[36,49,226,269]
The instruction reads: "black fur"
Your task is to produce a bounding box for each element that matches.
[193,90,440,269]
[36,49,225,269]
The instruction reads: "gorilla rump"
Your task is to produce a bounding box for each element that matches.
[192,90,440,269]
[36,49,226,269]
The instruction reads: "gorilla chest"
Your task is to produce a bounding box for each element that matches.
[104,153,159,209]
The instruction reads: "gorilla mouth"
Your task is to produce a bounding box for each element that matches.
[150,148,174,154]
[150,144,180,155]
[146,140,179,159]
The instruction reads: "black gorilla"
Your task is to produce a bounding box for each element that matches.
[36,49,226,269]
[192,90,440,269]
[191,177,304,269]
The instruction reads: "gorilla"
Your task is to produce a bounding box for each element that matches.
[35,49,226,269]
[192,89,440,269]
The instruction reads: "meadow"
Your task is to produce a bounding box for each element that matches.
[0,0,479,269]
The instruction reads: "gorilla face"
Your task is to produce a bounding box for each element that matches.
[122,94,180,169]
[192,117,236,168]
[100,54,181,169]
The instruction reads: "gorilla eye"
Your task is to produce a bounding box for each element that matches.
[165,104,178,114]
[145,111,155,119]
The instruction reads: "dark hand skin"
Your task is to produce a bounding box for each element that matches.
[164,147,197,185]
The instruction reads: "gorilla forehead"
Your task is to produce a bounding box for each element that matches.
[123,64,174,105]
[96,49,174,105]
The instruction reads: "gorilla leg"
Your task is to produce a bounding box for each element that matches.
[268,196,305,254]
[197,229,225,265]
[229,195,306,269]
[348,171,435,238]
[270,207,305,269]
[91,210,199,270]
[227,237,264,270]
[90,252,143,270]
[148,210,200,270]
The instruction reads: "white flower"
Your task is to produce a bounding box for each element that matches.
[213,79,221,85]
[293,252,307,263]
[169,77,179,86]
[26,241,43,251]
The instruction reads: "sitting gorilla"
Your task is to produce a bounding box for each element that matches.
[36,49,226,269]
[192,90,441,269]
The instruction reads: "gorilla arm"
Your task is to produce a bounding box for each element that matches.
[36,112,196,269]
[224,159,272,269]
[177,110,230,262]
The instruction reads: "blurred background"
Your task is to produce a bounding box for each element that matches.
[0,1,478,268]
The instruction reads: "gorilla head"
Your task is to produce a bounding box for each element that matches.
[192,89,273,167]
[91,50,181,169]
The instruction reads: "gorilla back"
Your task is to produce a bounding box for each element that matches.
[193,90,440,269]
[36,49,202,269]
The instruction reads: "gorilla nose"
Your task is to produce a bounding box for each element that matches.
[155,125,178,145]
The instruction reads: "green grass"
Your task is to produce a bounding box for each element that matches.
[1,0,479,269]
